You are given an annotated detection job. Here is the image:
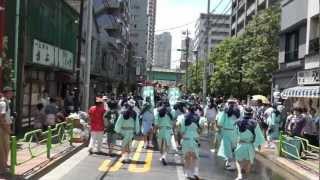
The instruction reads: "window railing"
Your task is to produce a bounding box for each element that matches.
[309,37,319,55]
[285,49,299,62]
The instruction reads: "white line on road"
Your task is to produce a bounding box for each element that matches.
[40,147,90,180]
[174,154,185,180]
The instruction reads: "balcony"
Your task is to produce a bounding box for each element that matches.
[309,37,319,55]
[94,0,123,16]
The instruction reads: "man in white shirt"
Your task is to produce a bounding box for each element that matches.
[0,86,14,175]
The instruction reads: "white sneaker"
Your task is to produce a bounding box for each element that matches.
[226,162,236,170]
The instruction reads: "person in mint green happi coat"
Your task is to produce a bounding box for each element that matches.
[217,100,240,170]
[234,106,265,180]
[266,106,282,143]
[154,104,173,165]
[179,105,207,179]
[115,105,140,163]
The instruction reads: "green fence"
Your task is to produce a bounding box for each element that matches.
[278,131,320,170]
[10,121,74,175]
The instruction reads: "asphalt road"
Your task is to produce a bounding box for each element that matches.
[40,137,297,180]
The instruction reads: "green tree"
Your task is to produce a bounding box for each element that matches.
[207,7,280,98]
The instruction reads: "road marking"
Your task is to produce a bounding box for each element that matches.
[40,147,89,180]
[128,141,153,173]
[175,154,185,180]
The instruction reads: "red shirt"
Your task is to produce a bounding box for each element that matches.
[88,105,106,132]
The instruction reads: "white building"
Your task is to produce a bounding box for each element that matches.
[154,32,172,69]
[194,13,230,61]
[130,0,149,78]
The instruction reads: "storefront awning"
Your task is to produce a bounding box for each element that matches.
[281,86,320,99]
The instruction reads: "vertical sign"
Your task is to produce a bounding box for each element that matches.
[168,87,181,107]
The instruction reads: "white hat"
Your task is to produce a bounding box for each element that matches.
[68,113,80,120]
[102,96,108,100]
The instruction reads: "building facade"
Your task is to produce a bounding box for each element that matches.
[16,0,79,131]
[230,0,278,36]
[194,13,230,61]
[153,32,172,69]
[273,0,319,93]
[146,0,156,69]
[129,0,149,79]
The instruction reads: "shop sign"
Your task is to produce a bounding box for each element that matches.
[32,39,74,71]
[297,69,320,85]
[32,40,55,66]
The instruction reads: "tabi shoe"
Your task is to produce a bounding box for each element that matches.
[160,157,168,166]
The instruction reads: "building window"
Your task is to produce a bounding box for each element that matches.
[285,31,299,62]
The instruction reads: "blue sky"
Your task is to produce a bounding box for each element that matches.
[155,0,231,68]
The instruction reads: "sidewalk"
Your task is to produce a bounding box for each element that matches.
[0,141,85,180]
[256,146,319,180]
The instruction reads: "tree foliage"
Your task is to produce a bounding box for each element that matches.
[190,7,280,98]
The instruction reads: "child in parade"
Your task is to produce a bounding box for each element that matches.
[234,107,265,180]
[140,97,155,149]
[266,105,282,149]
[114,103,140,163]
[154,102,174,165]
[103,99,119,155]
[179,104,206,180]
[217,99,240,170]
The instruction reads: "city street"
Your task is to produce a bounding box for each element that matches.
[39,137,296,180]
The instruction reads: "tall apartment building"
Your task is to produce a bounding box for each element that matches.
[147,0,157,69]
[194,13,230,61]
[273,0,319,95]
[230,0,278,36]
[130,0,149,78]
[153,32,172,69]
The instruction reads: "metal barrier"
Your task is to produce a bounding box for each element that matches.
[278,131,320,170]
[10,121,74,175]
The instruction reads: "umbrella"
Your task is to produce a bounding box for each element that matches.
[252,95,270,104]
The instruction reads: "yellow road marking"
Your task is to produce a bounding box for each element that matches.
[98,140,153,173]
[128,141,153,173]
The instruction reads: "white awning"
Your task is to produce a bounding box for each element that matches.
[281,86,320,99]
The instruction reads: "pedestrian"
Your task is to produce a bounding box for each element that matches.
[173,101,186,150]
[285,105,306,137]
[0,87,14,175]
[103,99,119,154]
[302,108,318,146]
[154,102,173,165]
[140,97,155,149]
[204,98,218,150]
[217,99,240,170]
[88,97,106,154]
[114,103,140,163]
[64,90,75,115]
[33,103,46,130]
[44,97,58,127]
[266,105,282,149]
[179,104,206,180]
[234,107,265,180]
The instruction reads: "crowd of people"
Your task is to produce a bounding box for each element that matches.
[1,85,319,179]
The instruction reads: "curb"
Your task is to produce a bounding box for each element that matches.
[25,143,86,180]
[256,151,318,180]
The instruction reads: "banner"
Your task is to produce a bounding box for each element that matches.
[168,87,181,107]
[142,86,155,107]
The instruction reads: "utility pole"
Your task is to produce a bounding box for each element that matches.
[84,0,93,111]
[75,0,84,112]
[203,0,210,102]
[185,30,190,93]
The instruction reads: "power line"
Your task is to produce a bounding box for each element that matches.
[155,0,229,33]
